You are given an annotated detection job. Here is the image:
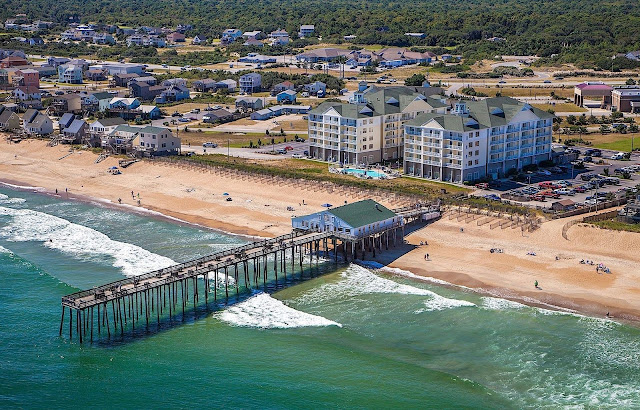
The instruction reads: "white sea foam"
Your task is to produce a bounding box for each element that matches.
[0,181,45,191]
[297,264,475,311]
[481,297,527,310]
[0,197,26,204]
[0,206,175,276]
[417,295,476,312]
[0,245,12,254]
[216,293,342,329]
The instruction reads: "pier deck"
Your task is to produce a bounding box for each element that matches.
[60,204,439,343]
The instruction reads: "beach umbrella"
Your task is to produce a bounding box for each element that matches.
[222,192,229,196]
[321,203,333,208]
[109,166,118,169]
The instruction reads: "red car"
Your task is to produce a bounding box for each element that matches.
[540,190,560,199]
[284,146,294,151]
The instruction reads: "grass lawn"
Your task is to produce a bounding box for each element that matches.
[185,154,471,198]
[591,220,640,233]
[583,133,640,152]
[473,86,574,99]
[532,103,586,112]
[180,130,295,148]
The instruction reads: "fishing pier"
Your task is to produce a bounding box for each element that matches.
[60,201,439,343]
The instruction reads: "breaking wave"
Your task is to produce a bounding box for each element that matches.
[216,293,342,329]
[0,205,175,277]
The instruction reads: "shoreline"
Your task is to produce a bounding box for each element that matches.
[2,140,640,325]
[2,178,640,326]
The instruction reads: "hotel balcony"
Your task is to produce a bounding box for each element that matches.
[443,153,462,160]
[490,138,505,144]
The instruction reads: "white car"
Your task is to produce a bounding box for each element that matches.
[554,188,575,196]
[292,153,304,159]
[202,142,217,148]
[610,152,625,160]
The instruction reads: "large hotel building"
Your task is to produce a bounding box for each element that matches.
[308,86,554,182]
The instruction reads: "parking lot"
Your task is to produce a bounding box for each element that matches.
[474,149,640,209]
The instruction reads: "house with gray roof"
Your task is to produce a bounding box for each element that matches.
[22,109,53,135]
[0,105,20,130]
[61,118,88,144]
[403,97,555,183]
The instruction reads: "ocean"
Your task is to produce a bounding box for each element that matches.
[1,184,639,408]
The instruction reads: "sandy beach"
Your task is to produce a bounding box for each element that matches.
[2,139,640,322]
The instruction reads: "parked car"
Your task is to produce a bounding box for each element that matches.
[202,142,217,148]
[484,194,501,201]
[277,149,287,154]
[554,188,575,196]
[521,186,539,195]
[583,156,593,163]
[284,146,294,151]
[292,153,304,159]
[475,183,489,189]
[611,152,625,160]
[540,190,561,199]
[574,186,586,193]
[539,181,560,189]
[591,149,602,157]
[538,169,552,176]
[303,150,309,156]
[530,194,546,202]
[294,136,305,142]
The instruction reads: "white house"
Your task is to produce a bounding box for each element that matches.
[291,199,403,240]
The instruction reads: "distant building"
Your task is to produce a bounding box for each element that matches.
[202,109,235,124]
[612,86,640,113]
[239,73,262,94]
[58,64,83,84]
[235,96,264,111]
[298,24,315,38]
[574,82,613,108]
[0,105,21,130]
[276,89,297,104]
[405,32,426,39]
[242,31,265,41]
[167,32,186,43]
[303,81,326,95]
[221,28,242,44]
[238,53,276,64]
[192,35,206,45]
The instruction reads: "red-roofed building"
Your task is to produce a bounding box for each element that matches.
[574,82,613,108]
[166,32,185,43]
[0,56,28,68]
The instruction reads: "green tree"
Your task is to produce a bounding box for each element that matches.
[404,73,426,86]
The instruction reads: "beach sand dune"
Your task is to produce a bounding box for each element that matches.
[1,139,639,321]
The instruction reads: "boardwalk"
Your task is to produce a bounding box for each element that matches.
[60,204,438,343]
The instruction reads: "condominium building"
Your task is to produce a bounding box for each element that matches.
[403,97,554,183]
[308,86,447,165]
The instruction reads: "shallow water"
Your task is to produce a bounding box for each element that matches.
[1,186,639,408]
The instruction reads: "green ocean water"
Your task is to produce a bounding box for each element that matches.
[1,185,639,408]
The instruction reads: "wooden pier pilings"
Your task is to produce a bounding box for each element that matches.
[59,222,412,343]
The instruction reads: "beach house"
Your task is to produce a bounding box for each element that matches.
[298,25,315,38]
[58,64,83,84]
[239,73,262,94]
[276,90,297,104]
[22,109,53,135]
[0,105,20,130]
[61,118,88,144]
[291,199,403,240]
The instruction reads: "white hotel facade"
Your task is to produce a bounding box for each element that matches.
[308,86,448,165]
[403,97,554,183]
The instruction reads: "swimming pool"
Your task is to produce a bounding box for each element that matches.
[343,169,386,178]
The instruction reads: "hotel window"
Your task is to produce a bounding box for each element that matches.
[475,159,479,165]
[468,161,472,166]
[475,150,479,155]
[475,141,479,146]
[369,144,373,149]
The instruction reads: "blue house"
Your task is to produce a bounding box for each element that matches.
[276,90,297,104]
[109,97,141,110]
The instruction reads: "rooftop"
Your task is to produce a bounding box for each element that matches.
[328,199,396,228]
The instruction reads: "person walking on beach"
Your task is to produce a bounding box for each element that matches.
[55,188,58,195]
[534,280,539,289]
[426,253,429,260]
[118,198,121,204]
